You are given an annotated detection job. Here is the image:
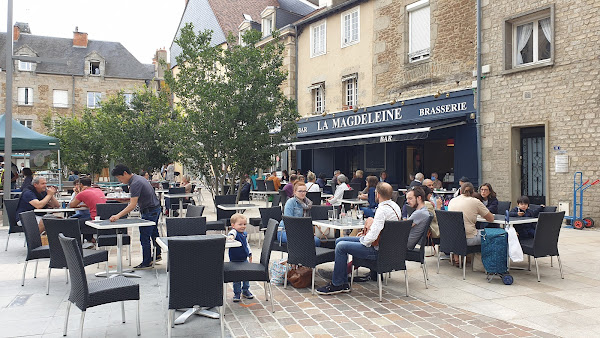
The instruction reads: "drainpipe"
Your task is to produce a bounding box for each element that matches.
[476,0,482,187]
[292,24,299,172]
[71,75,75,116]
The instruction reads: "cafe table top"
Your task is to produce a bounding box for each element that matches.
[85,218,156,229]
[313,218,365,231]
[34,207,89,213]
[477,214,538,225]
[156,235,241,252]
[339,199,369,206]
[217,203,260,211]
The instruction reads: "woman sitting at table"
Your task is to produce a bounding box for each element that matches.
[278,182,321,246]
[327,174,350,206]
[479,183,499,214]
[306,172,321,192]
[358,176,379,217]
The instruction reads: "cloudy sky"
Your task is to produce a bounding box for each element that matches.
[0,0,186,64]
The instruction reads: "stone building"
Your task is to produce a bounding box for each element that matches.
[479,0,600,219]
[293,0,479,187]
[0,23,158,133]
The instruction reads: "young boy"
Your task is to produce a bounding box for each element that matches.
[227,213,254,302]
[509,195,540,239]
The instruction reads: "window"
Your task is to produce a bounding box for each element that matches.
[123,93,133,108]
[17,87,33,105]
[341,8,359,47]
[87,92,102,108]
[90,61,100,75]
[309,83,325,114]
[262,16,273,37]
[17,119,33,129]
[407,0,430,62]
[53,90,69,108]
[18,60,33,71]
[504,7,553,71]
[310,21,326,57]
[342,74,358,108]
[239,31,247,46]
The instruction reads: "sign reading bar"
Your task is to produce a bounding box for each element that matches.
[296,90,474,138]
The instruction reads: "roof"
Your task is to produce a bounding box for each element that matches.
[295,0,365,28]
[0,33,154,80]
[0,115,59,150]
[170,0,318,67]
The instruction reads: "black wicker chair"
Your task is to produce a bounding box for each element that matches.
[436,210,481,279]
[166,217,207,237]
[350,183,362,192]
[4,198,23,251]
[168,236,225,338]
[542,206,557,212]
[44,218,109,295]
[96,203,132,266]
[406,216,434,289]
[265,180,276,191]
[224,219,277,313]
[255,179,266,191]
[282,216,335,294]
[20,211,50,286]
[311,205,341,248]
[206,195,237,231]
[497,201,511,215]
[271,194,281,208]
[351,220,412,301]
[279,190,289,212]
[59,234,140,337]
[520,211,565,282]
[185,205,205,218]
[306,192,322,206]
[258,206,284,252]
[165,187,186,216]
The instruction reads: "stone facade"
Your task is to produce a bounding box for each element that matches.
[373,0,476,102]
[480,0,600,220]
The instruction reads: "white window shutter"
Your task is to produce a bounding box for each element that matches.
[410,6,430,53]
[18,88,25,104]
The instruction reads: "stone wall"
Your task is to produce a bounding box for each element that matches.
[0,71,148,133]
[480,0,600,219]
[373,0,477,102]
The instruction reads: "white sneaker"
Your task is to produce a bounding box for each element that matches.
[82,241,94,249]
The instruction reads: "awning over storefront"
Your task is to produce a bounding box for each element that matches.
[290,116,467,150]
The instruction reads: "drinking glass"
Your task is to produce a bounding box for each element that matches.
[328,210,335,222]
[357,209,364,220]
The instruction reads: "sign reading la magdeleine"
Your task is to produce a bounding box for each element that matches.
[296,90,474,138]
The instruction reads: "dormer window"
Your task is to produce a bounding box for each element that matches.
[262,16,273,37]
[18,60,33,71]
[90,61,100,75]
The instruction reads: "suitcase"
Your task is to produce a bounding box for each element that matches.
[481,228,513,285]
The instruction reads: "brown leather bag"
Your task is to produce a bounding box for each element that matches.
[286,266,313,288]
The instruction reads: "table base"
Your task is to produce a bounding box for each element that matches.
[95,269,140,278]
[174,307,220,324]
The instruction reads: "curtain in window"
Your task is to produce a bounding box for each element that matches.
[539,18,552,43]
[516,23,533,65]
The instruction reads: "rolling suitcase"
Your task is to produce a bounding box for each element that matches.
[481,228,513,285]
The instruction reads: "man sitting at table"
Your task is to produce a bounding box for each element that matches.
[282,174,297,198]
[109,164,162,269]
[70,177,106,248]
[15,176,59,233]
[266,170,281,191]
[317,182,401,295]
[448,182,495,246]
[405,186,432,250]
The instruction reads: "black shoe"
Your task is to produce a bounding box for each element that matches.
[316,283,350,295]
[154,255,162,262]
[349,274,371,283]
[133,263,153,270]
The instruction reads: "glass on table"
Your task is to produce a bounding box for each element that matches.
[328,210,335,222]
[357,209,364,220]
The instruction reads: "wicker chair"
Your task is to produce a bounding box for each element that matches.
[206,195,236,231]
[282,216,335,294]
[351,220,412,301]
[436,210,481,280]
[224,219,277,313]
[59,234,140,337]
[520,211,565,282]
[4,199,24,251]
[44,218,109,295]
[185,205,205,217]
[96,203,132,265]
[167,236,225,338]
[19,210,50,286]
[405,216,434,288]
[166,217,207,237]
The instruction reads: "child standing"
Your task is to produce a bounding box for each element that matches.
[227,213,254,302]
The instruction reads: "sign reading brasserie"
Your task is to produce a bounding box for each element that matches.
[296,90,474,138]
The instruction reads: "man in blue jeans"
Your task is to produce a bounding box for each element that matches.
[316,182,402,295]
[109,164,162,269]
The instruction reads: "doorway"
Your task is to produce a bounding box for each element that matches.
[520,127,546,205]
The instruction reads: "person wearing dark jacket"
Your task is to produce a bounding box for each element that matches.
[20,168,34,191]
[479,183,499,214]
[509,195,541,239]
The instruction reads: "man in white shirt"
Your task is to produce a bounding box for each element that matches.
[317,182,401,295]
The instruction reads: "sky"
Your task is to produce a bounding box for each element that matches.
[0,0,186,64]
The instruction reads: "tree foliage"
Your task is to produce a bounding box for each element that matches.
[165,24,299,198]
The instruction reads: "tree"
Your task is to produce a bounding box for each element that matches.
[98,88,176,174]
[165,24,299,200]
[50,110,109,181]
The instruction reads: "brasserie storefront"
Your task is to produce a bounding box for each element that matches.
[291,89,479,188]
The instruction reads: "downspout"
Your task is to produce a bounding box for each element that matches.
[292,24,299,172]
[71,75,75,116]
[476,0,482,187]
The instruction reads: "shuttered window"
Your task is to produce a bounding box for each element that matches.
[17,87,33,105]
[311,21,326,57]
[408,0,430,62]
[53,90,69,108]
[342,8,359,47]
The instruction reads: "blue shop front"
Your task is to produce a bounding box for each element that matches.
[291,89,479,188]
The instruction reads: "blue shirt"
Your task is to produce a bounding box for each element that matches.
[279,197,306,229]
[16,186,46,222]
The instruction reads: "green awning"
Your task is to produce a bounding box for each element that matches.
[0,114,59,150]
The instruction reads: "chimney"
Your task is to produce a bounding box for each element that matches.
[13,22,30,41]
[154,48,168,79]
[13,25,19,41]
[73,26,88,48]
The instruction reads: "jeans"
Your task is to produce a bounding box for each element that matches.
[277,230,321,246]
[332,237,378,286]
[360,207,376,218]
[466,229,483,246]
[140,205,161,265]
